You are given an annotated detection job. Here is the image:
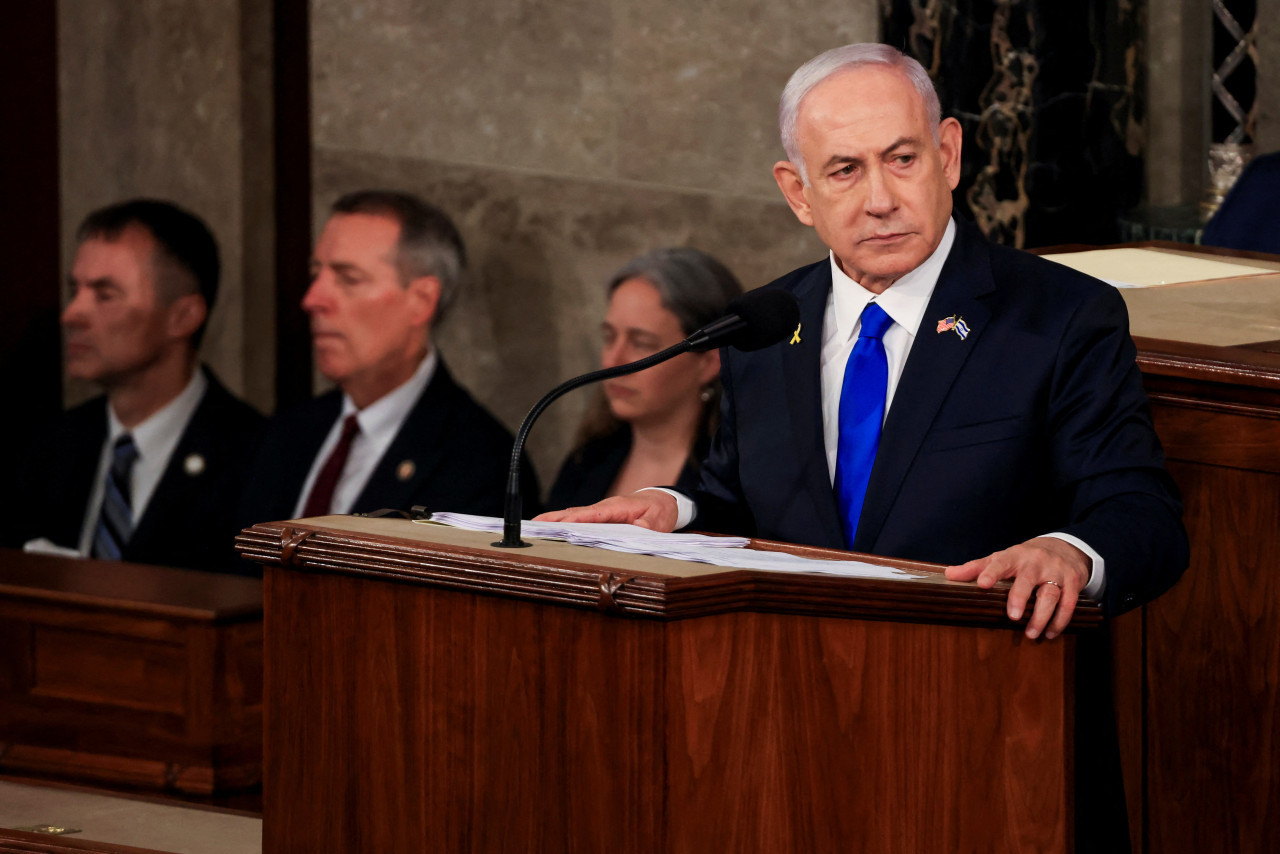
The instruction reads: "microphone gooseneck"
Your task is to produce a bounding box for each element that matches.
[493,288,800,548]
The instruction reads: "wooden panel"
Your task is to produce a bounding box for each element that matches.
[0,552,263,795]
[31,629,186,714]
[264,567,664,853]
[1150,396,1280,474]
[664,613,1070,853]
[1144,459,1280,854]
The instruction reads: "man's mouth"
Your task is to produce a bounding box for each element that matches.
[862,232,911,244]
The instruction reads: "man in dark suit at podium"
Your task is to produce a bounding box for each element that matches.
[4,199,263,572]
[540,44,1188,642]
[240,190,537,529]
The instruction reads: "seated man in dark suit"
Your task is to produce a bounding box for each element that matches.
[1201,150,1280,255]
[4,199,264,572]
[240,190,537,528]
[541,44,1188,641]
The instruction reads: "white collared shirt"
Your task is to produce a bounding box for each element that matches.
[820,218,955,480]
[76,368,208,554]
[292,349,438,517]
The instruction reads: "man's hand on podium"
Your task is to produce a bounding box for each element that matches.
[534,491,680,532]
[945,536,1092,641]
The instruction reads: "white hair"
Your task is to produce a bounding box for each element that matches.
[779,44,942,184]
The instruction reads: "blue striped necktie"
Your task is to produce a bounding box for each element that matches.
[834,302,894,549]
[92,434,140,560]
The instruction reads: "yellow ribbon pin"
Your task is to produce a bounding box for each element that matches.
[789,322,802,345]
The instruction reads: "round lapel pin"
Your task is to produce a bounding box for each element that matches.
[396,459,416,482]
[183,453,206,476]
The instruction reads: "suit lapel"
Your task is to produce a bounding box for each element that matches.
[852,220,996,553]
[353,361,459,514]
[779,265,846,547]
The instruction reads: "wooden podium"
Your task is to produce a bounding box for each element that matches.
[239,515,1101,853]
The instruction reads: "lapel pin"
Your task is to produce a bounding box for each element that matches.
[936,315,969,340]
[790,322,802,345]
[183,453,206,476]
[396,459,416,482]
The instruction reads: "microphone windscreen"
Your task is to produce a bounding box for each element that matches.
[724,288,801,351]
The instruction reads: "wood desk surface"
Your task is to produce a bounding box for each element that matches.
[0,550,261,623]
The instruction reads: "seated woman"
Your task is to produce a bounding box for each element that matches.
[547,247,744,510]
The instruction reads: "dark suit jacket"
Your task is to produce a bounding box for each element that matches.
[546,427,706,511]
[239,359,540,528]
[3,367,264,573]
[1201,150,1280,255]
[693,217,1188,615]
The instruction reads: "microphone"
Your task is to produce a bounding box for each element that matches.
[494,288,800,548]
[686,288,802,352]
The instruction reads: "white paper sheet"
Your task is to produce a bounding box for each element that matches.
[426,513,925,581]
[1042,248,1276,288]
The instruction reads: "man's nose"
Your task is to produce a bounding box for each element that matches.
[864,167,898,216]
[61,288,90,327]
[301,273,331,313]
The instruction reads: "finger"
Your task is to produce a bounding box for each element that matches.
[976,554,1014,588]
[1024,582,1062,639]
[1006,569,1039,622]
[944,557,987,582]
[1043,587,1079,640]
[532,510,566,522]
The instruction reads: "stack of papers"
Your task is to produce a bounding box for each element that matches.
[427,513,925,581]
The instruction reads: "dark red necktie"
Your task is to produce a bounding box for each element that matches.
[301,414,360,517]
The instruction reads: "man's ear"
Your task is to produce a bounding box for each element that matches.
[937,117,963,191]
[166,294,207,341]
[406,275,443,327]
[773,160,815,227]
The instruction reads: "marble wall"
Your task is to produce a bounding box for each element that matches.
[309,0,874,479]
[883,0,1147,248]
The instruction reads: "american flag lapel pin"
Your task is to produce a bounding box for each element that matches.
[936,315,969,340]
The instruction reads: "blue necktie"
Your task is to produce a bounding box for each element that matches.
[834,302,893,548]
[92,434,139,560]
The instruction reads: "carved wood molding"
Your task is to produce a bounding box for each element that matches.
[1148,391,1280,420]
[236,521,1103,630]
[1137,348,1280,390]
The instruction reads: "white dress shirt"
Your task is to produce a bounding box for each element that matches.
[293,349,438,517]
[76,368,208,555]
[665,219,1105,598]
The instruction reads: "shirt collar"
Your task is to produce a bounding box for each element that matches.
[828,216,957,340]
[341,348,438,440]
[107,368,207,457]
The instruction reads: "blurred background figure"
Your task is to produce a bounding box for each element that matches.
[1200,150,1280,255]
[546,247,743,511]
[3,199,263,572]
